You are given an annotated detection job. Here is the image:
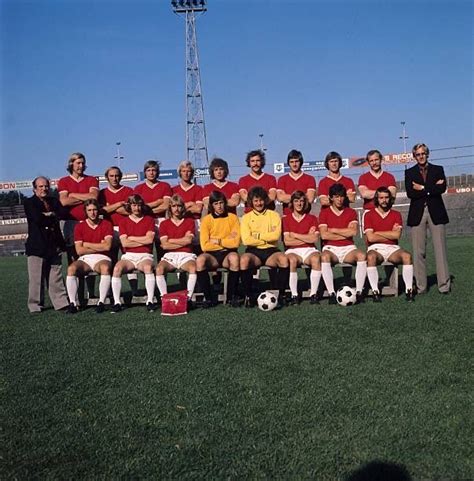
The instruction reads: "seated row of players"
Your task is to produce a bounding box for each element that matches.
[64,182,414,313]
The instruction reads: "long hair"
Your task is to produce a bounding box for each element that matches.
[247,186,269,209]
[324,151,343,170]
[287,149,304,167]
[208,190,229,216]
[374,187,394,209]
[177,160,195,179]
[125,194,145,214]
[67,152,86,174]
[208,157,229,179]
[167,194,186,218]
[245,149,266,168]
[289,190,310,214]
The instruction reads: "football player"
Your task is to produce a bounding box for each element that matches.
[277,149,316,216]
[196,191,241,308]
[318,151,356,209]
[155,195,197,305]
[240,186,289,308]
[202,157,240,214]
[283,191,321,304]
[319,183,367,304]
[65,199,113,314]
[239,150,277,213]
[111,195,156,313]
[364,187,415,302]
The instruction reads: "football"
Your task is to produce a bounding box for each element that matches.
[336,286,357,306]
[257,291,278,311]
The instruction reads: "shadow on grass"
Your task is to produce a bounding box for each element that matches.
[344,460,412,481]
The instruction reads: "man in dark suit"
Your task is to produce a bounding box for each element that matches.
[405,143,450,294]
[24,176,69,313]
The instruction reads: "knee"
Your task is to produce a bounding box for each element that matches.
[67,265,76,276]
[112,266,122,277]
[403,252,412,264]
[357,251,367,262]
[289,256,298,270]
[279,256,289,268]
[311,257,320,270]
[228,253,239,268]
[240,256,250,270]
[321,253,330,263]
[367,252,378,266]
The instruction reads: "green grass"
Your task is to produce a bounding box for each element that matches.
[1,237,473,480]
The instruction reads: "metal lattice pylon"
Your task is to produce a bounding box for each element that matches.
[172,1,209,168]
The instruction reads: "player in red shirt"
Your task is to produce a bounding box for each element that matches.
[155,195,197,306]
[319,183,367,304]
[172,161,203,220]
[358,150,397,211]
[318,151,356,209]
[134,160,172,222]
[65,199,113,314]
[277,149,316,216]
[58,152,99,261]
[364,187,415,302]
[99,166,133,259]
[202,157,241,214]
[239,150,277,212]
[283,191,321,305]
[111,194,157,313]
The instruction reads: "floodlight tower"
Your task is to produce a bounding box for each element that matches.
[172,0,209,168]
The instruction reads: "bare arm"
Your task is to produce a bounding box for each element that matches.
[319,195,330,207]
[277,190,291,204]
[366,229,401,243]
[184,201,203,215]
[75,237,112,255]
[227,193,241,208]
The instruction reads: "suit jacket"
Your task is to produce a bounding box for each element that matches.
[24,195,67,257]
[405,163,449,226]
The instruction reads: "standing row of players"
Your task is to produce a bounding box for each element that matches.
[57,148,415,312]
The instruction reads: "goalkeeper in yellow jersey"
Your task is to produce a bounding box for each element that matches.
[240,186,289,308]
[196,191,241,308]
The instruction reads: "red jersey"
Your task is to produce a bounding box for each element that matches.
[74,219,114,258]
[318,175,355,209]
[364,209,403,246]
[57,175,99,221]
[277,172,316,215]
[172,183,203,219]
[159,217,196,253]
[202,181,240,214]
[99,185,133,226]
[318,206,358,246]
[358,170,396,210]
[119,215,156,254]
[239,173,277,212]
[134,181,172,218]
[282,213,319,248]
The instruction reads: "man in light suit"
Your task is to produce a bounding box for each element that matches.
[405,143,450,294]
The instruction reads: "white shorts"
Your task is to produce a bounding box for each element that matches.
[367,243,401,262]
[284,247,319,263]
[78,254,111,271]
[161,251,197,270]
[322,244,357,264]
[121,252,154,269]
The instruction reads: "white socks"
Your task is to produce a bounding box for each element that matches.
[66,276,79,305]
[187,273,197,298]
[111,277,122,305]
[156,275,168,296]
[310,270,322,296]
[99,275,111,304]
[403,264,414,291]
[145,274,156,303]
[355,261,367,292]
[367,266,379,292]
[321,262,335,294]
[289,272,298,296]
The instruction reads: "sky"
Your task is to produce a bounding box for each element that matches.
[1,0,473,183]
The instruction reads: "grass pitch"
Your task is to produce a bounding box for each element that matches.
[1,237,473,480]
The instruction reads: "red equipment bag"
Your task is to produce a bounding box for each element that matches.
[161,290,188,316]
